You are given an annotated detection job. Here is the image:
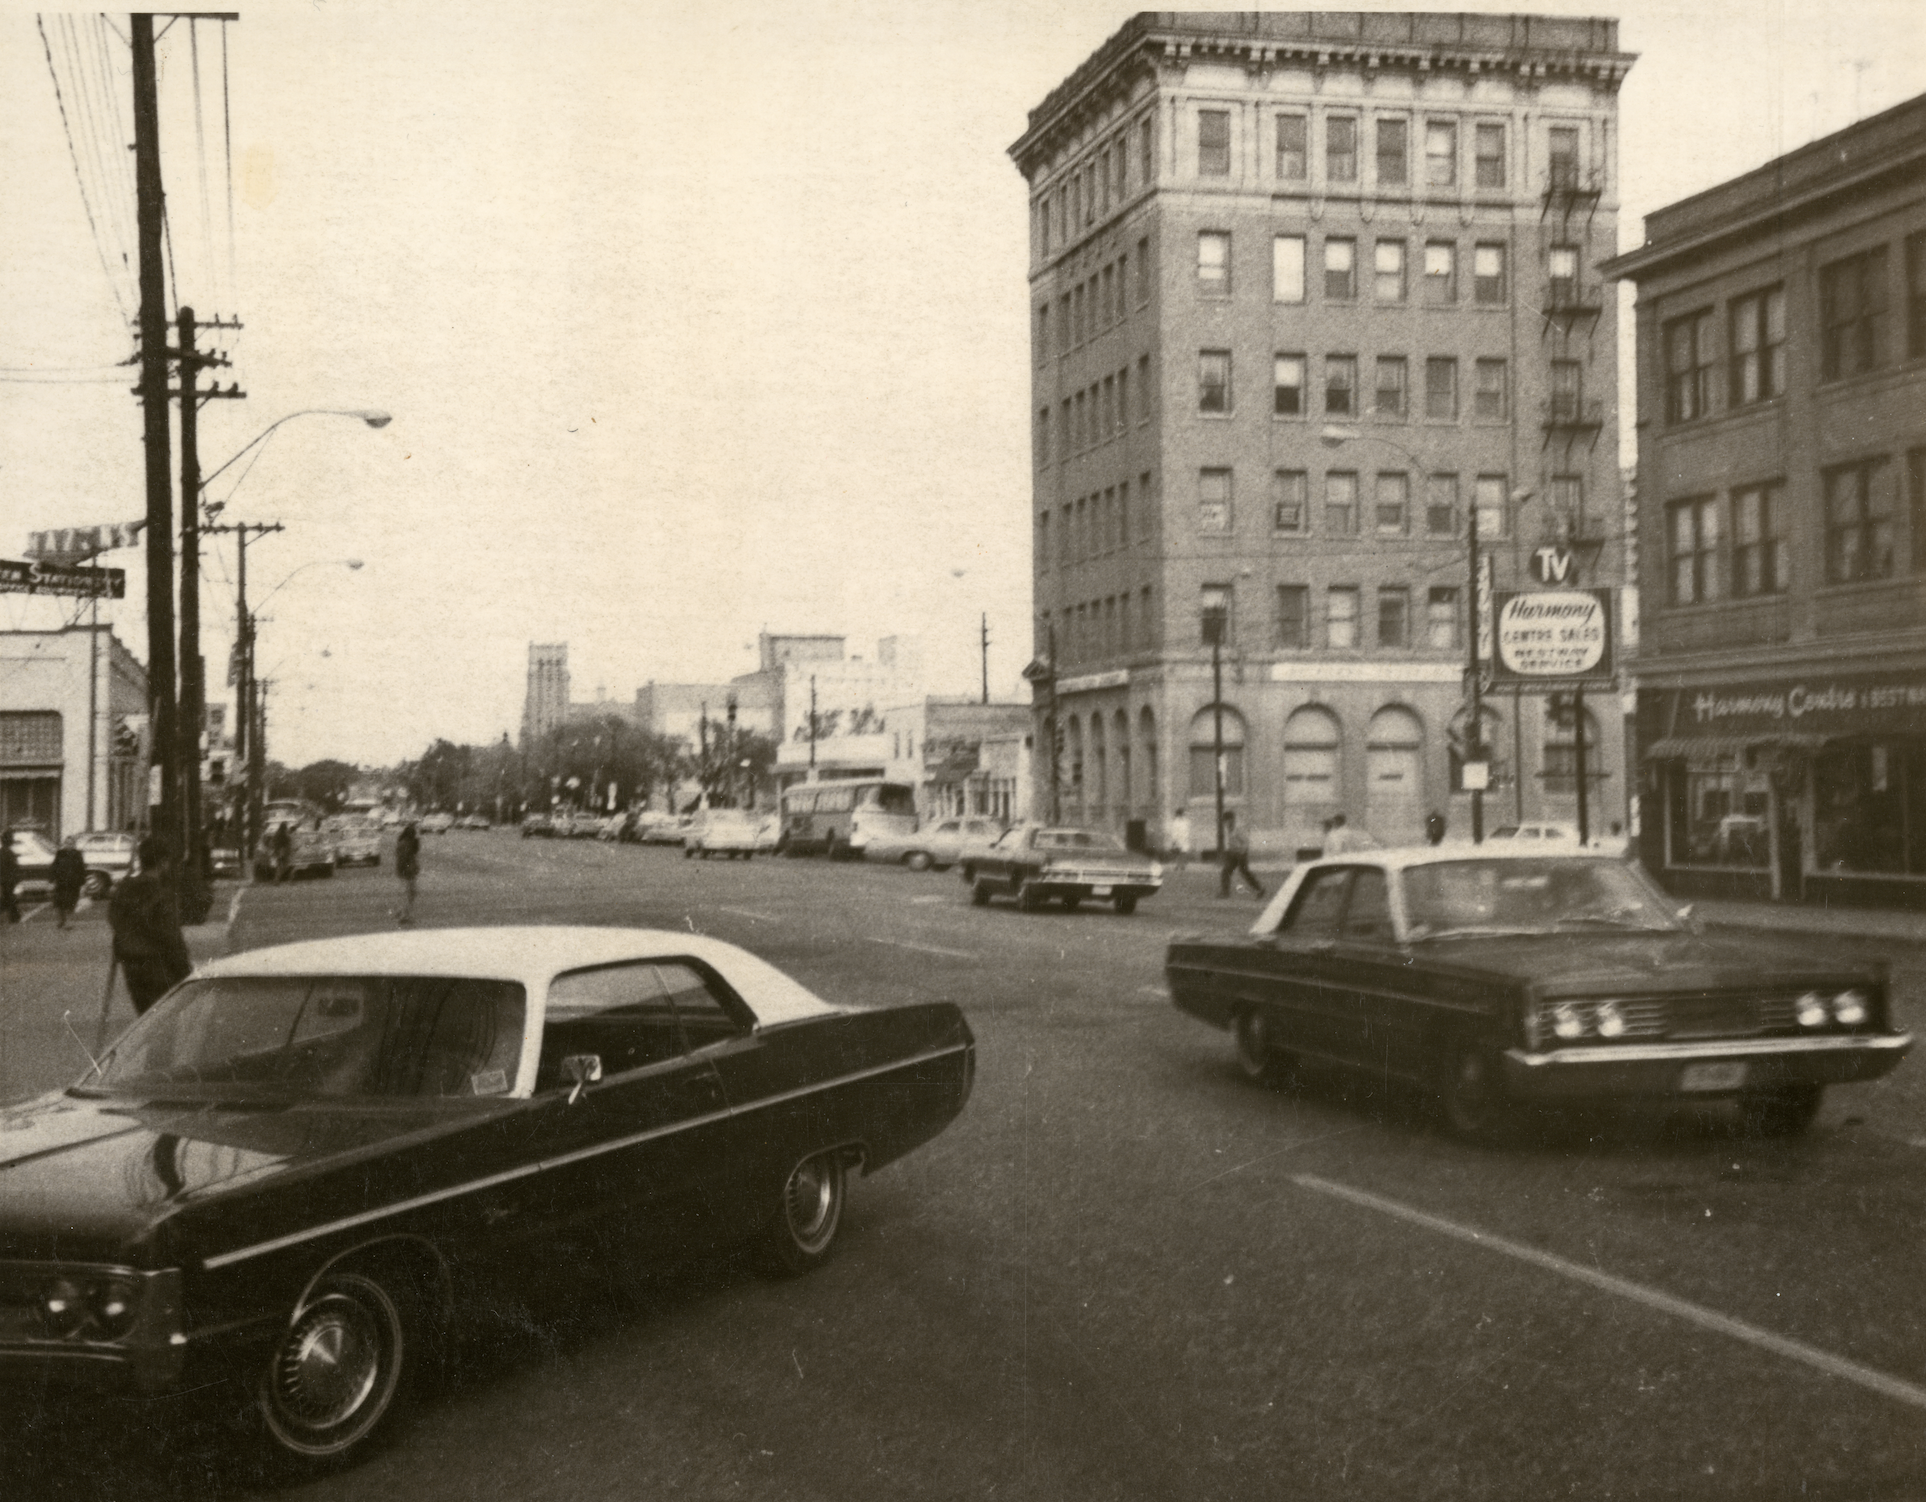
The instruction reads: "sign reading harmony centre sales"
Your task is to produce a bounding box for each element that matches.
[1490,589,1613,684]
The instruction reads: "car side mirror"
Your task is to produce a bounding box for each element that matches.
[562,1053,602,1105]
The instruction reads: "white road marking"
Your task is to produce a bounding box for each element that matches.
[1293,1172,1926,1412]
[18,902,51,923]
[716,907,778,923]
[910,895,947,905]
[866,937,976,960]
[1138,984,1168,997]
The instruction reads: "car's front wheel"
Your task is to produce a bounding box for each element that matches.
[1740,1083,1823,1138]
[81,871,110,899]
[257,1270,412,1468]
[904,850,932,872]
[761,1151,846,1275]
[1233,1008,1293,1085]
[1438,1047,1518,1145]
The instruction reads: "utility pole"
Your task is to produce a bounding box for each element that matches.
[132,14,176,854]
[808,677,817,772]
[1466,503,1486,844]
[980,613,990,705]
[205,519,281,861]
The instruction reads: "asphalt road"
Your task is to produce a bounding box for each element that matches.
[7,833,1926,1501]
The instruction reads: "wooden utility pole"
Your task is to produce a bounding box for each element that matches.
[980,613,990,705]
[132,14,176,853]
[206,519,280,861]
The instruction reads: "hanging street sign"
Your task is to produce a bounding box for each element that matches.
[1489,589,1614,683]
[25,521,145,562]
[1527,544,1578,586]
[0,558,126,598]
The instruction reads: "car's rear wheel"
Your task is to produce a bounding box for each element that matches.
[1114,894,1137,915]
[970,878,991,906]
[761,1151,846,1275]
[1233,1008,1293,1085]
[684,846,695,860]
[257,1270,412,1468]
[1739,1083,1823,1138]
[904,850,932,872]
[1061,895,1082,911]
[81,871,110,899]
[1016,878,1045,912]
[1438,1047,1518,1145]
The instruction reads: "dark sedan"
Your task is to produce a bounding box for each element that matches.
[961,824,1163,915]
[0,927,974,1469]
[1167,847,1910,1142]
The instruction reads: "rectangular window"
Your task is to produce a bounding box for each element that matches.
[1324,472,1357,534]
[1424,357,1457,419]
[1072,284,1085,346]
[1327,116,1357,182]
[1427,587,1461,649]
[1119,592,1131,652]
[1198,350,1231,414]
[1137,236,1150,305]
[1137,354,1152,422]
[1139,472,1155,540]
[1035,408,1050,469]
[1118,366,1130,432]
[1908,233,1926,359]
[1426,473,1458,536]
[1375,472,1409,535]
[1912,449,1926,572]
[1035,305,1049,365]
[1140,118,1155,187]
[1425,120,1457,186]
[1324,237,1356,300]
[1037,511,1050,568]
[1374,239,1406,302]
[1073,391,1085,450]
[1271,469,1307,532]
[1197,232,1230,294]
[1117,478,1130,545]
[1732,482,1788,597]
[1551,358,1584,422]
[1273,353,1305,416]
[1825,460,1897,583]
[1057,294,1071,355]
[1668,496,1720,605]
[1378,587,1410,649]
[1276,585,1309,648]
[1140,584,1154,644]
[1473,243,1506,304]
[1474,123,1505,188]
[1276,113,1308,180]
[1376,117,1408,185]
[1324,354,1357,416]
[1473,357,1508,419]
[1548,245,1579,308]
[1198,109,1230,176]
[1820,248,1887,380]
[1327,587,1359,649]
[1475,476,1508,539]
[1101,265,1115,327]
[1424,241,1456,304]
[1729,286,1786,405]
[1548,125,1579,189]
[1665,311,1714,422]
[1374,356,1407,417]
[1273,234,1306,303]
[1102,374,1116,436]
[1198,468,1232,534]
[1117,252,1128,314]
[1550,475,1583,520]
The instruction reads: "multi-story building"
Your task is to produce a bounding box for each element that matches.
[0,626,148,837]
[520,642,569,747]
[1605,92,1926,910]
[1012,11,1634,854]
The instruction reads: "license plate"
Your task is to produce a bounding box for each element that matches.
[1679,1062,1747,1093]
[1090,885,1111,897]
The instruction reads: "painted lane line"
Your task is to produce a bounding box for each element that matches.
[1293,1172,1926,1412]
[865,937,977,961]
[716,907,779,923]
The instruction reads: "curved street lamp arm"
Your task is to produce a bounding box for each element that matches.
[200,408,392,489]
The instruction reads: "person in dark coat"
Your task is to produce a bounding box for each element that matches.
[394,821,420,926]
[269,822,294,884]
[50,839,87,928]
[1218,811,1265,899]
[1425,809,1448,846]
[0,829,19,924]
[108,837,192,1014]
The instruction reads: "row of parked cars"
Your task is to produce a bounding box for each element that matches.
[2,827,138,897]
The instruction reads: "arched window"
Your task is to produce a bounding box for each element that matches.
[1115,709,1134,816]
[1188,706,1246,799]
[1089,714,1109,824]
[1139,707,1159,820]
[1366,705,1425,845]
[1282,705,1341,847]
[1065,717,1085,823]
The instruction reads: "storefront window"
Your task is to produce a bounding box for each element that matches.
[1668,754,1769,869]
[1814,740,1926,876]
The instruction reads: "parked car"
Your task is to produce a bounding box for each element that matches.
[326,817,382,868]
[685,808,762,860]
[625,810,677,844]
[960,825,1163,915]
[458,814,493,831]
[520,812,552,839]
[252,809,336,882]
[1488,821,1629,856]
[0,926,973,1470]
[1166,846,1913,1142]
[69,830,138,896]
[920,817,1007,872]
[418,812,456,835]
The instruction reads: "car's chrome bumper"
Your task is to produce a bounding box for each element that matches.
[1502,1032,1913,1099]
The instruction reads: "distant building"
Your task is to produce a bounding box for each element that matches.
[0,626,148,837]
[883,697,1034,820]
[633,679,779,749]
[521,643,570,747]
[1604,91,1926,909]
[1013,11,1634,853]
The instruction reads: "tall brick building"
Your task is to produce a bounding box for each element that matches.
[1012,12,1634,853]
[520,642,569,748]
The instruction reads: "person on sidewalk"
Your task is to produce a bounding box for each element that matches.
[1424,809,1447,846]
[395,821,421,926]
[1165,808,1192,872]
[1323,812,1372,855]
[109,837,191,1015]
[50,839,87,929]
[1218,812,1265,899]
[0,829,19,924]
[269,822,293,884]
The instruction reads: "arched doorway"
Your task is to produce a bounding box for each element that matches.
[1188,704,1246,806]
[1089,714,1108,827]
[1283,706,1341,852]
[1114,709,1133,822]
[1366,705,1424,845]
[1065,717,1085,824]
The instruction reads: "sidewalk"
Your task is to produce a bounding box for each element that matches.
[1690,897,1926,947]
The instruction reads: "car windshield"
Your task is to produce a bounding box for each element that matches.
[87,974,527,1102]
[1034,829,1126,852]
[1401,858,1681,939]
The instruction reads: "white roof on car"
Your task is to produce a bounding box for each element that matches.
[197,925,841,1028]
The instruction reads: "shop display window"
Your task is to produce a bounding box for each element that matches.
[1669,755,1770,869]
[1814,740,1926,877]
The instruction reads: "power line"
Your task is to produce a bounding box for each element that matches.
[190,19,215,306]
[221,21,236,305]
[36,12,130,323]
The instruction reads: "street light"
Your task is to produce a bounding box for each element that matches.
[1199,585,1230,859]
[200,409,393,497]
[1318,425,1532,844]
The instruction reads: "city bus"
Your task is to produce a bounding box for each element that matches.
[779,779,917,859]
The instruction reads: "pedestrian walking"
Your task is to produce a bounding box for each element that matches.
[108,837,191,1015]
[1166,808,1192,871]
[269,821,293,884]
[1323,812,1372,855]
[50,839,87,928]
[1424,809,1448,846]
[1218,811,1265,899]
[395,821,421,926]
[0,828,19,924]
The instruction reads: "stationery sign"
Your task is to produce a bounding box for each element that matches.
[1489,589,1613,683]
[0,558,125,598]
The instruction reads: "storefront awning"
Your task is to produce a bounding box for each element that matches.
[1644,732,1830,759]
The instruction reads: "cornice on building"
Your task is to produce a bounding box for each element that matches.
[1009,10,1633,178]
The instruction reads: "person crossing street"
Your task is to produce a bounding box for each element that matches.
[1218,811,1265,899]
[395,820,421,926]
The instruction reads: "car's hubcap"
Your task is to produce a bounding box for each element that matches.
[273,1294,382,1434]
[784,1159,838,1252]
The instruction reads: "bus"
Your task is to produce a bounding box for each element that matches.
[779,779,917,859]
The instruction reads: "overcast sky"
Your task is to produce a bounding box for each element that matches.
[2,0,1923,767]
